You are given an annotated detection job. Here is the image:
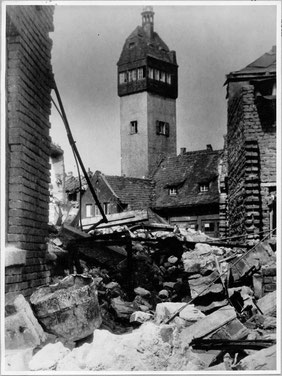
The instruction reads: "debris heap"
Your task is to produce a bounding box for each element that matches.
[5,223,277,372]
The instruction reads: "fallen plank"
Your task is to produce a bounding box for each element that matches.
[190,339,275,351]
[81,210,149,230]
[177,305,237,346]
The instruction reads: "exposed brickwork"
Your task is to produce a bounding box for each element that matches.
[5,5,54,299]
[226,84,276,240]
[262,266,276,295]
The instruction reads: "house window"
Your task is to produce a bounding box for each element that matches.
[160,71,166,82]
[156,120,169,136]
[169,188,177,196]
[166,73,171,84]
[103,202,109,215]
[199,184,209,192]
[119,72,127,84]
[128,70,132,82]
[94,204,100,216]
[130,120,138,134]
[203,222,215,232]
[137,67,144,80]
[85,204,92,218]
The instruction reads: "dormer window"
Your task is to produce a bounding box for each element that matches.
[199,183,209,192]
[169,188,177,196]
[129,42,135,49]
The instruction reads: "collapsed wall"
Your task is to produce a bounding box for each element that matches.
[5,5,54,300]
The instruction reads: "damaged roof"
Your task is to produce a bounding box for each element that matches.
[226,46,276,82]
[98,172,155,211]
[152,149,222,209]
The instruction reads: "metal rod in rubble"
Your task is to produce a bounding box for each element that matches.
[165,228,276,324]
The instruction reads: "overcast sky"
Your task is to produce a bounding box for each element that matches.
[49,2,277,176]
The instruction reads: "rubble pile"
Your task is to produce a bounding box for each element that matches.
[5,225,277,372]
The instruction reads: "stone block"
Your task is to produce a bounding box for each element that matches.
[235,345,276,371]
[5,294,47,349]
[5,246,27,267]
[257,290,276,316]
[30,275,102,342]
[29,342,70,371]
[178,305,237,346]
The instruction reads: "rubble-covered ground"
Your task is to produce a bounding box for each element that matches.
[5,226,277,372]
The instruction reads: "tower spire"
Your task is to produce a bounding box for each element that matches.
[141,6,154,39]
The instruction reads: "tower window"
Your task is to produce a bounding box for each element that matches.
[199,183,209,192]
[154,69,160,80]
[130,120,138,134]
[166,73,171,84]
[119,72,127,84]
[148,67,154,79]
[156,121,169,136]
[137,67,145,80]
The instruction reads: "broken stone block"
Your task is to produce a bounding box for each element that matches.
[168,256,178,264]
[5,294,47,349]
[30,275,102,342]
[29,342,70,371]
[5,348,33,372]
[208,317,249,340]
[179,304,205,322]
[130,311,153,324]
[155,302,188,324]
[111,297,135,319]
[134,286,151,297]
[253,272,263,299]
[188,272,224,298]
[154,302,204,325]
[182,247,216,275]
[256,290,276,316]
[235,345,276,370]
[178,305,237,346]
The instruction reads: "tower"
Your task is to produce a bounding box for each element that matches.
[117,7,178,178]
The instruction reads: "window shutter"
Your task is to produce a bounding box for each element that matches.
[156,120,160,135]
[165,122,170,137]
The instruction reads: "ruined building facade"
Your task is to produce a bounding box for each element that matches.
[5,6,54,299]
[117,7,178,178]
[222,47,276,240]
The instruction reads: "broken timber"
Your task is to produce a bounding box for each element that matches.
[191,338,276,351]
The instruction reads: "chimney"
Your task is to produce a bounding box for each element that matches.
[141,6,154,39]
[206,144,213,151]
[180,147,186,155]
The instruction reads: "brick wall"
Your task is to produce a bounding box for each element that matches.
[226,84,276,240]
[5,5,54,300]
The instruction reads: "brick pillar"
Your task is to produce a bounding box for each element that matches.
[5,5,54,300]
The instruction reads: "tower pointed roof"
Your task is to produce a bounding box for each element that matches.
[117,8,177,66]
